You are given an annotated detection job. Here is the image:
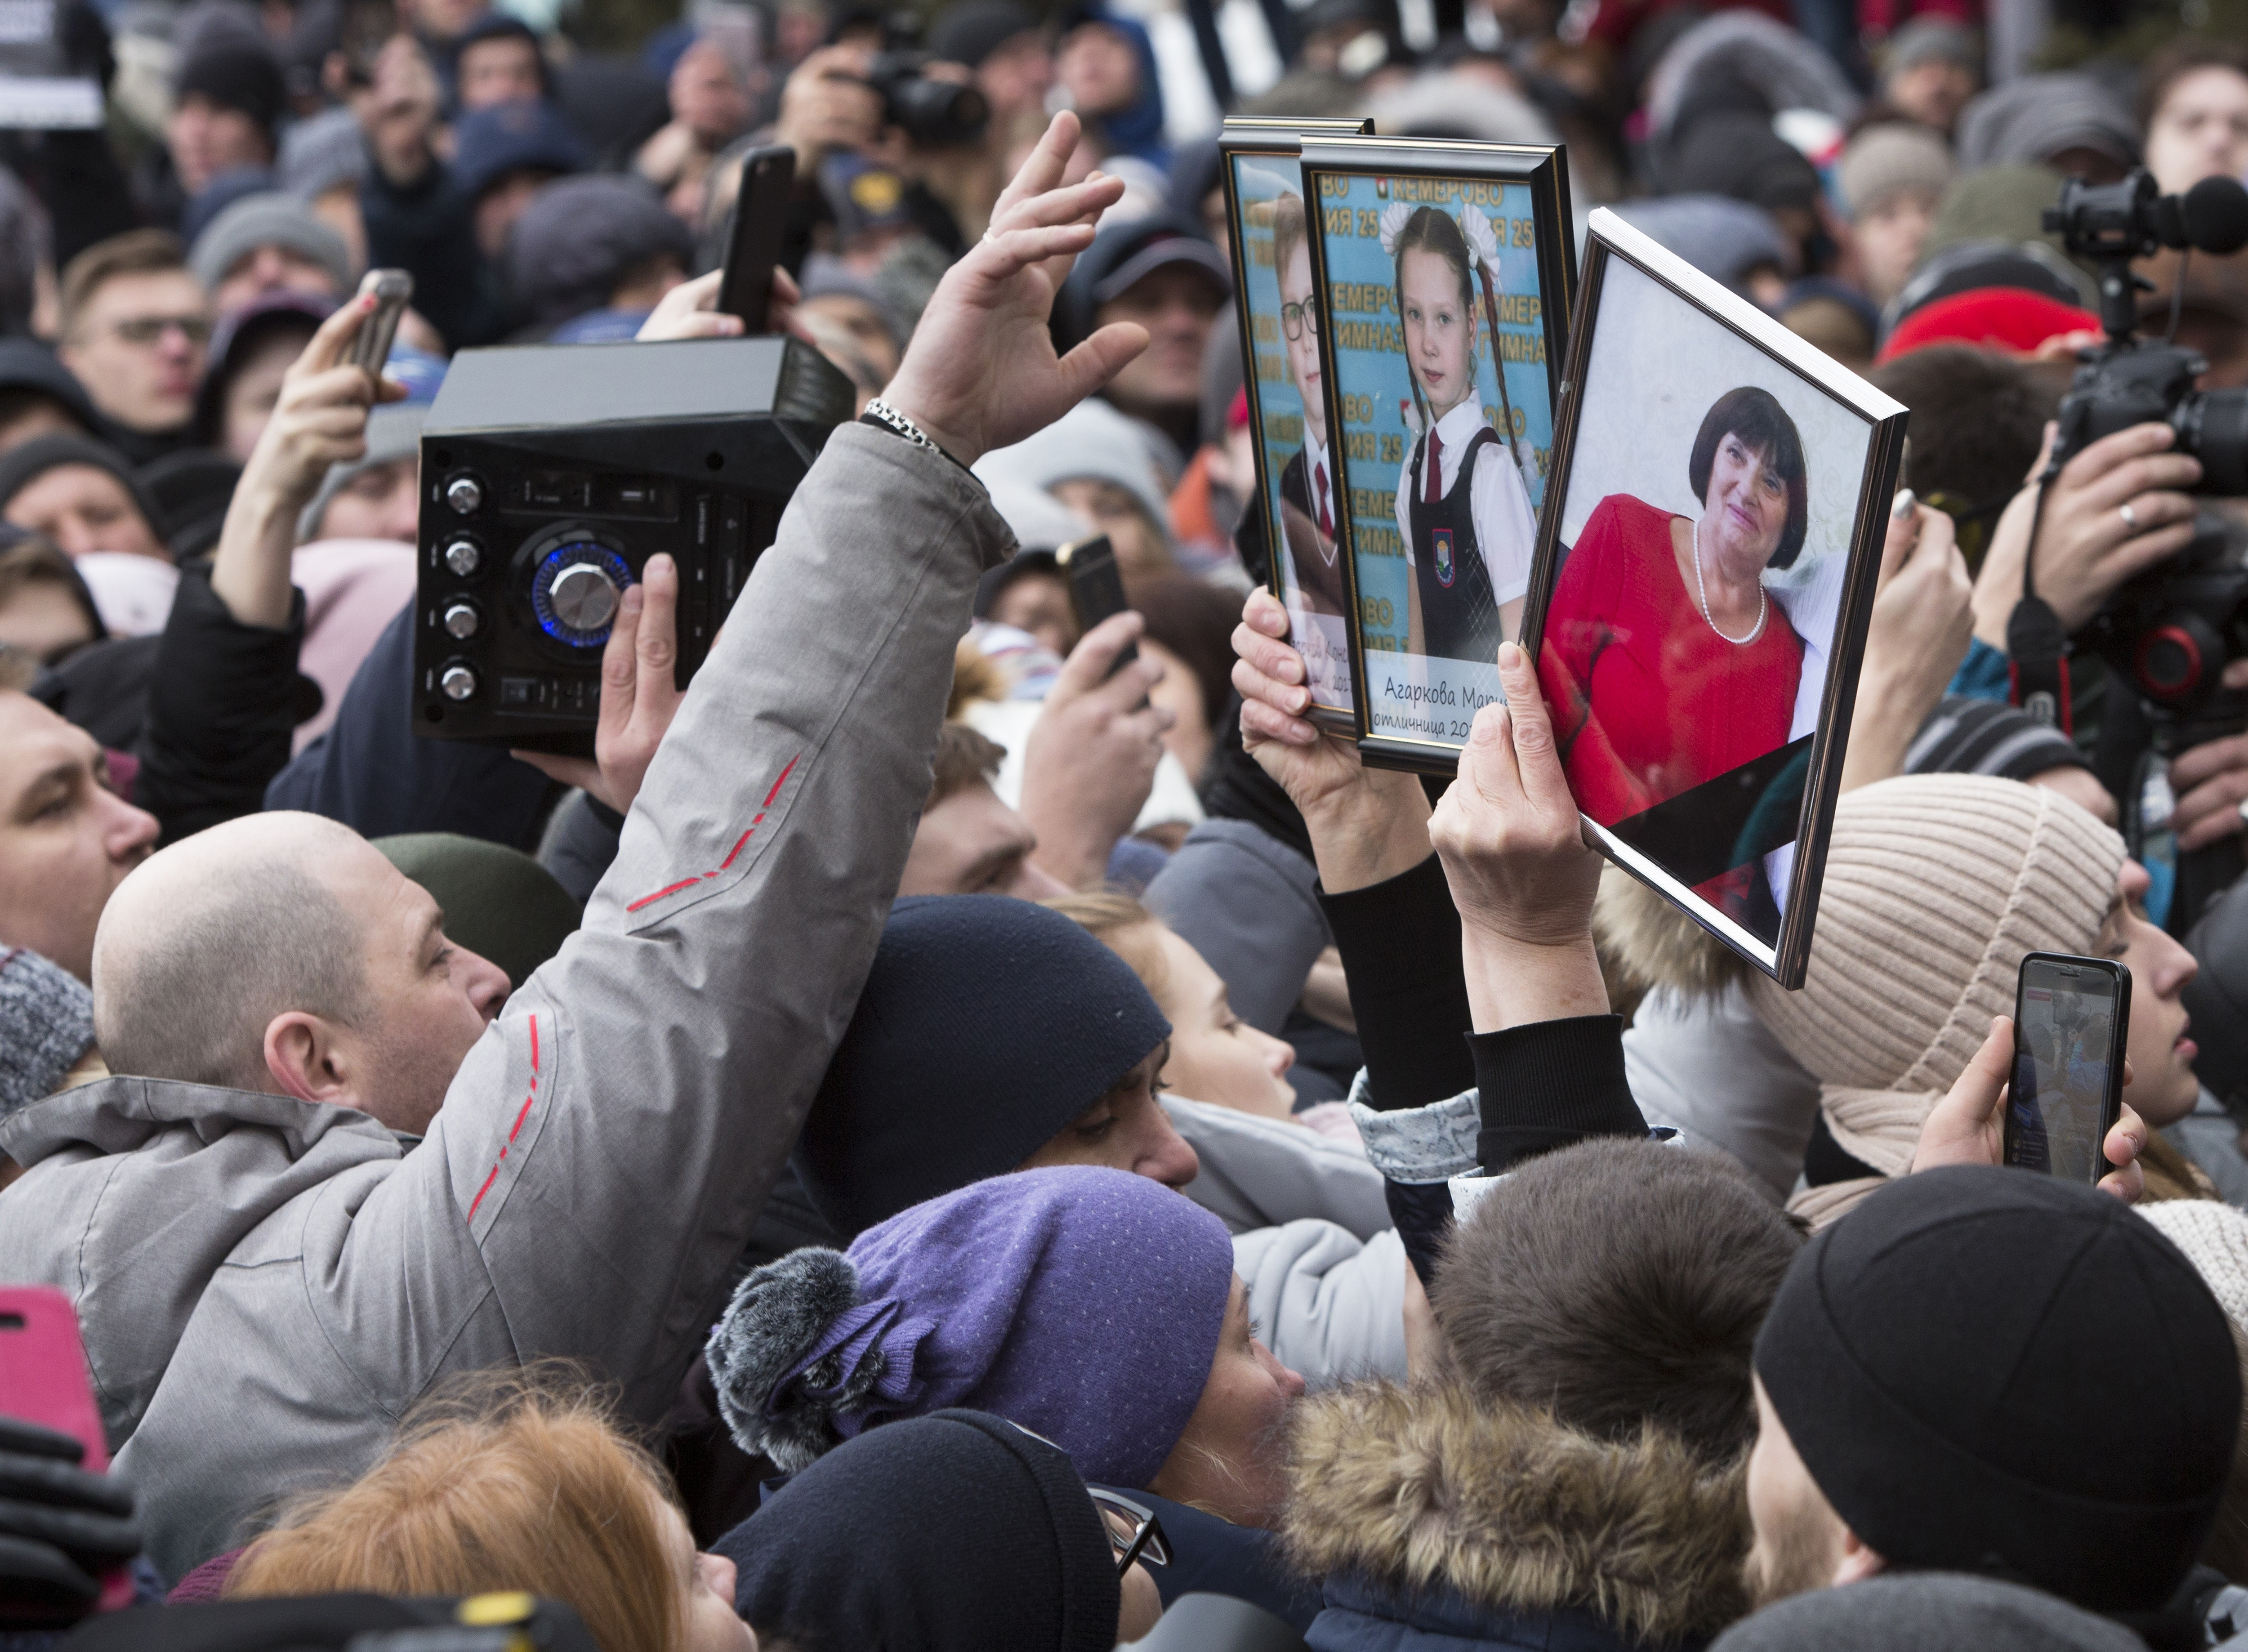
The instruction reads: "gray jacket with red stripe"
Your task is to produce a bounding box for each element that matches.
[0,425,1011,1580]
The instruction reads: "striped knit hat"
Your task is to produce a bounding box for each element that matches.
[1745,776,2123,1220]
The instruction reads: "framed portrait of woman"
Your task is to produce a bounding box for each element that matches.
[1220,116,1373,732]
[1297,135,1575,769]
[1519,207,1909,990]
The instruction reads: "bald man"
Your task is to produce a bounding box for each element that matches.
[0,114,1149,1578]
[91,812,509,1131]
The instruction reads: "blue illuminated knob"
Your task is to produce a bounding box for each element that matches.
[531,544,633,647]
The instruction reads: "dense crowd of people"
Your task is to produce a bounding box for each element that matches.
[8,0,2248,1644]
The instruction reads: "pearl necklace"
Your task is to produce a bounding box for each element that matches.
[1693,514,1766,646]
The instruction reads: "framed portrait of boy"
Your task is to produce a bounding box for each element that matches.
[1298,135,1575,769]
[1221,116,1374,732]
[1519,207,1909,989]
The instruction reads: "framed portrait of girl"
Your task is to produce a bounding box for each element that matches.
[1298,136,1576,772]
[1519,208,1908,989]
[1220,117,1373,732]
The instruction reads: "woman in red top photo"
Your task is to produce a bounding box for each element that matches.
[1538,385,1810,833]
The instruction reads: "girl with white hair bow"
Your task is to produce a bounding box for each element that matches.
[1381,201,1539,665]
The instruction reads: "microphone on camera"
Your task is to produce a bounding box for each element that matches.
[2156,176,2248,255]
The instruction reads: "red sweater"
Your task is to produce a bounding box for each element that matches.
[1539,494,1803,828]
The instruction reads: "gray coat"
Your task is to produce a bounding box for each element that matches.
[0,426,1010,1579]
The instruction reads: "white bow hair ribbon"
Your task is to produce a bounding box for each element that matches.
[1377,201,1414,256]
[1460,205,1502,276]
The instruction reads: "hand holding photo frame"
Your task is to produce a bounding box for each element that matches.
[1221,117,1374,731]
[1519,207,1909,989]
[1298,135,1576,767]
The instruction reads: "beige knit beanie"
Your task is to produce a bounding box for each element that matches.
[2140,1201,2248,1329]
[1744,775,2124,1216]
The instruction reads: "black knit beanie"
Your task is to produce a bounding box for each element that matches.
[795,894,1169,1235]
[175,43,285,137]
[0,434,169,549]
[717,1409,1120,1652]
[1753,1166,2240,1612]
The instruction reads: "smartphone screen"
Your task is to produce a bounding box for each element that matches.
[717,146,795,331]
[2004,953,2131,1184]
[1055,535,1137,670]
[0,1287,132,1613]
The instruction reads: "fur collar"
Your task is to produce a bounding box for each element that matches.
[1283,1382,1752,1644]
[1593,868,1748,1001]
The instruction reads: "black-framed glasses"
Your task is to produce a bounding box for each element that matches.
[1280,299,1317,342]
[1921,488,2012,568]
[1089,1489,1169,1573]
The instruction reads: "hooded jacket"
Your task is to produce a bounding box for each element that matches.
[1284,1383,1751,1652]
[0,426,1012,1579]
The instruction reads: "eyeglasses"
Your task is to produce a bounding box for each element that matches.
[1281,299,1317,342]
[109,315,212,346]
[1088,1489,1169,1573]
[1920,488,2012,567]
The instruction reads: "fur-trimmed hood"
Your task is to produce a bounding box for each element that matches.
[1283,1382,1752,1646]
[1594,868,1748,1001]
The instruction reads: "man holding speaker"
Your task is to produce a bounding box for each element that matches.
[0,111,1151,1581]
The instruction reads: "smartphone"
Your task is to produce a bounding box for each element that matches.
[717,145,796,332]
[1055,534,1137,670]
[2004,952,2132,1184]
[351,268,413,379]
[0,1287,132,1613]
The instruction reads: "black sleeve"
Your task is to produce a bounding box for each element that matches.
[1317,852,1475,1109]
[1469,1014,1646,1174]
[132,569,307,845]
[541,792,625,905]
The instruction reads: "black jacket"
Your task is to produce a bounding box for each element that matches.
[265,599,558,848]
[40,567,309,844]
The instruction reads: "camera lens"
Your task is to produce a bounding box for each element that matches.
[2182,388,2248,495]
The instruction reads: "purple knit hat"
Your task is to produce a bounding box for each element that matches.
[706,1166,1235,1490]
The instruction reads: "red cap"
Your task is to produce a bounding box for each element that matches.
[1877,287,2101,364]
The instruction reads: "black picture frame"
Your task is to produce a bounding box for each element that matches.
[1517,207,1909,990]
[1297,135,1575,774]
[1219,116,1374,734]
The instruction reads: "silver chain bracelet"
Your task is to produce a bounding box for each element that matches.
[861,398,938,453]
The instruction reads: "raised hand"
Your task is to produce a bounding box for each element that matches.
[1910,1015,2147,1202]
[515,554,688,815]
[210,294,404,629]
[1231,587,1429,893]
[880,111,1144,466]
[1430,641,1607,1030]
[1017,612,1173,889]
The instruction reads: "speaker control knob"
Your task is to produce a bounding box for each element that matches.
[443,538,481,577]
[445,475,483,515]
[549,562,621,634]
[442,602,480,639]
[440,662,478,701]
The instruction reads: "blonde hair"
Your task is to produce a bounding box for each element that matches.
[226,1372,685,1652]
[1043,890,1170,998]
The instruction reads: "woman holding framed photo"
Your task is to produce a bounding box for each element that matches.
[1539,385,1810,828]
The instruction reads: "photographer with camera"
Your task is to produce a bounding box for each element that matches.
[1963,166,2248,929]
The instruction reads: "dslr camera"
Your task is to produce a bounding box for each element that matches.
[2044,170,2248,730]
[864,51,989,148]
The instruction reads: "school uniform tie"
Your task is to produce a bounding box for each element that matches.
[1425,427,1443,505]
[1314,460,1333,539]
